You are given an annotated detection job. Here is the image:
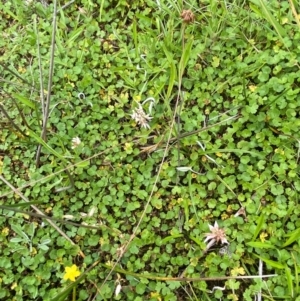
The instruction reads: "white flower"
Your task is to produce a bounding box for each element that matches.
[115,283,122,297]
[130,103,153,129]
[71,137,81,149]
[25,0,34,5]
[204,221,228,251]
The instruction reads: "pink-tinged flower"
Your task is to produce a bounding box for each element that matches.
[204,221,228,251]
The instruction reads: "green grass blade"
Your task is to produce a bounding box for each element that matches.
[167,59,176,100]
[285,264,294,298]
[179,39,193,78]
[28,129,67,162]
[2,201,44,207]
[257,0,287,37]
[2,4,18,20]
[249,0,287,44]
[183,197,189,229]
[66,25,86,48]
[55,28,65,55]
[99,0,104,22]
[198,148,264,159]
[292,252,299,296]
[162,44,176,114]
[132,18,138,57]
[188,172,200,223]
[246,242,276,249]
[252,214,265,241]
[161,234,183,244]
[253,254,284,269]
[12,93,36,109]
[282,227,300,247]
[189,235,203,247]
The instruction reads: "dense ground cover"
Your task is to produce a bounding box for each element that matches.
[1,0,300,300]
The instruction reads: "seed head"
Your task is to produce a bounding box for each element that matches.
[181,9,195,23]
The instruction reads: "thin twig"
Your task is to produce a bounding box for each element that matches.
[0,205,121,234]
[0,62,33,87]
[176,22,186,184]
[0,175,85,258]
[0,78,38,92]
[33,15,45,117]
[0,150,110,200]
[101,263,277,281]
[56,0,75,14]
[257,259,263,301]
[36,0,58,166]
[289,0,300,30]
[0,103,27,136]
[168,114,239,143]
[0,88,33,130]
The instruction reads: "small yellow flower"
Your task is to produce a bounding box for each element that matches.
[260,232,268,243]
[1,227,9,236]
[124,142,133,153]
[231,266,245,276]
[275,148,284,155]
[18,67,26,73]
[63,265,81,282]
[133,95,141,102]
[150,292,162,301]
